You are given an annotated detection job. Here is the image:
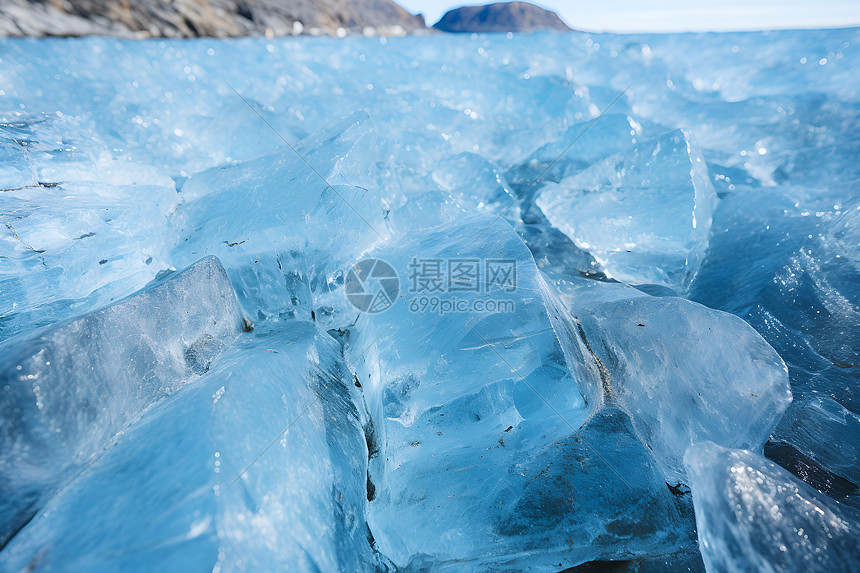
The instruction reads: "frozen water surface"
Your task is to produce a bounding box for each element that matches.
[0,27,858,572]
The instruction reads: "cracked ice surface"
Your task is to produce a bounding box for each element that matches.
[0,28,858,572]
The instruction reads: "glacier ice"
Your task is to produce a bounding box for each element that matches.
[574,293,792,484]
[171,113,389,326]
[770,396,860,508]
[0,323,379,572]
[344,217,685,569]
[686,442,860,573]
[0,158,177,341]
[508,113,648,188]
[0,256,244,547]
[0,27,858,572]
[536,129,717,292]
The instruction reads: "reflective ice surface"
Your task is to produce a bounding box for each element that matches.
[686,442,860,573]
[536,129,717,291]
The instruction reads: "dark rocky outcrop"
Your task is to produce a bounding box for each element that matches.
[434,1,571,34]
[0,0,426,38]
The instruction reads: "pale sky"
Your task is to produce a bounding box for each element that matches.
[398,0,860,33]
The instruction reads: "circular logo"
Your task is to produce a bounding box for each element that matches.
[345,258,399,313]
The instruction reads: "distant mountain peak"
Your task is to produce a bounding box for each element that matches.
[433,2,572,34]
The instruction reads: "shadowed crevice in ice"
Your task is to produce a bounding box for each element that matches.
[764,442,860,507]
[493,406,683,568]
[0,256,244,549]
[768,396,860,508]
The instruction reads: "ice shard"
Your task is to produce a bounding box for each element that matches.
[536,129,717,291]
[0,256,244,547]
[686,442,860,573]
[575,293,792,484]
[345,217,682,569]
[0,323,381,572]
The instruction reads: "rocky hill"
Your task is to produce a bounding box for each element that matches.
[0,0,426,38]
[434,1,571,33]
